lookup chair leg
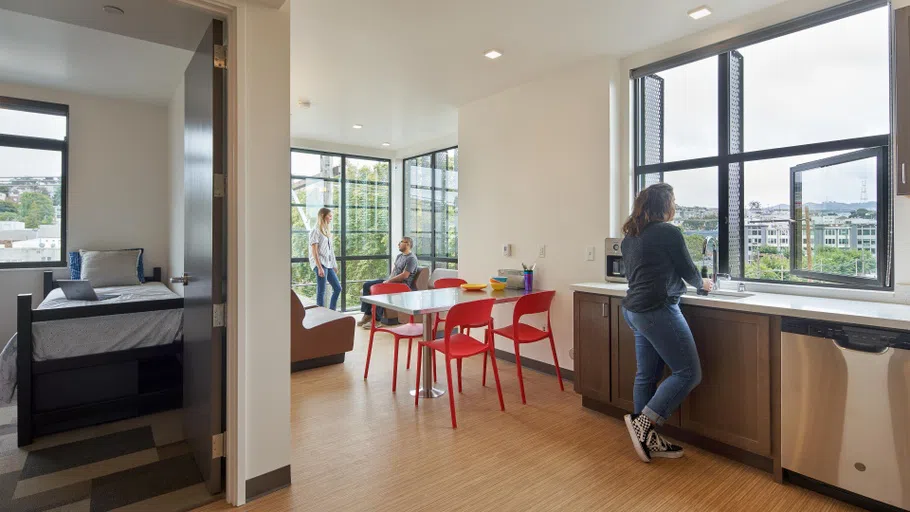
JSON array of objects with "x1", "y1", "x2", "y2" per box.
[
  {"x1": 406, "y1": 338, "x2": 413, "y2": 370},
  {"x1": 414, "y1": 346, "x2": 423, "y2": 407},
  {"x1": 445, "y1": 358, "x2": 457, "y2": 429},
  {"x1": 482, "y1": 351, "x2": 488, "y2": 387},
  {"x1": 392, "y1": 336, "x2": 400, "y2": 392},
  {"x1": 514, "y1": 341, "x2": 527, "y2": 404},
  {"x1": 489, "y1": 347, "x2": 505, "y2": 411},
  {"x1": 457, "y1": 358, "x2": 463, "y2": 393},
  {"x1": 364, "y1": 330, "x2": 375, "y2": 380},
  {"x1": 548, "y1": 333, "x2": 565, "y2": 392},
  {"x1": 433, "y1": 353, "x2": 437, "y2": 382}
]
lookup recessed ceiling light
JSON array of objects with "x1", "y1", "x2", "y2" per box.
[
  {"x1": 687, "y1": 5, "x2": 712, "y2": 19},
  {"x1": 484, "y1": 49, "x2": 503, "y2": 60},
  {"x1": 381, "y1": 142, "x2": 391, "y2": 147},
  {"x1": 353, "y1": 124, "x2": 363, "y2": 129},
  {"x1": 102, "y1": 5, "x2": 125, "y2": 15}
]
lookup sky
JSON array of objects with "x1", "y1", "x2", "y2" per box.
[
  {"x1": 656, "y1": 6, "x2": 890, "y2": 210},
  {"x1": 0, "y1": 108, "x2": 66, "y2": 178}
]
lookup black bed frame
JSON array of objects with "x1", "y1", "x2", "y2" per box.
[{"x1": 16, "y1": 267, "x2": 184, "y2": 446}]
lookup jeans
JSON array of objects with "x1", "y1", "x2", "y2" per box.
[
  {"x1": 360, "y1": 278, "x2": 386, "y2": 317},
  {"x1": 314, "y1": 267, "x2": 342, "y2": 311},
  {"x1": 622, "y1": 303, "x2": 702, "y2": 425}
]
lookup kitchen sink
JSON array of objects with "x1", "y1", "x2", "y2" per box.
[{"x1": 685, "y1": 289, "x2": 755, "y2": 300}]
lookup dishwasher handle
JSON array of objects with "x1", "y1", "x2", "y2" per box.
[{"x1": 830, "y1": 334, "x2": 890, "y2": 354}]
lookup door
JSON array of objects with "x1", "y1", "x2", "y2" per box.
[
  {"x1": 679, "y1": 306, "x2": 771, "y2": 456},
  {"x1": 182, "y1": 19, "x2": 226, "y2": 494},
  {"x1": 896, "y1": 6, "x2": 910, "y2": 195},
  {"x1": 573, "y1": 293, "x2": 610, "y2": 400}
]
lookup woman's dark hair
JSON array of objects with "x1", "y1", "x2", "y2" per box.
[{"x1": 622, "y1": 183, "x2": 676, "y2": 237}]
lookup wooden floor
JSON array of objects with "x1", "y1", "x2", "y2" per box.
[{"x1": 197, "y1": 324, "x2": 858, "y2": 512}]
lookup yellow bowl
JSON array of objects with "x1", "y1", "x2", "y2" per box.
[
  {"x1": 460, "y1": 283, "x2": 488, "y2": 291},
  {"x1": 490, "y1": 281, "x2": 506, "y2": 291}
]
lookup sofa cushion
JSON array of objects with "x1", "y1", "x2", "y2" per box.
[{"x1": 302, "y1": 306, "x2": 347, "y2": 330}]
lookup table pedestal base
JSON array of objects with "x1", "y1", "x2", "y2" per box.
[{"x1": 410, "y1": 387, "x2": 446, "y2": 398}]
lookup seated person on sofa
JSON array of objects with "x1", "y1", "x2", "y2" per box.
[{"x1": 357, "y1": 236, "x2": 418, "y2": 328}]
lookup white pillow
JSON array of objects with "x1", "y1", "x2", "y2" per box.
[{"x1": 79, "y1": 249, "x2": 142, "y2": 287}]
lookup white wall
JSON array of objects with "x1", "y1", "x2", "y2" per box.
[
  {"x1": 618, "y1": 0, "x2": 910, "y2": 304},
  {"x1": 168, "y1": 79, "x2": 186, "y2": 297},
  {"x1": 458, "y1": 56, "x2": 622, "y2": 369},
  {"x1": 238, "y1": 1, "x2": 292, "y2": 485},
  {"x1": 0, "y1": 82, "x2": 170, "y2": 343}
]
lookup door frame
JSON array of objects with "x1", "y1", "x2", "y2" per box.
[{"x1": 174, "y1": 0, "x2": 243, "y2": 505}]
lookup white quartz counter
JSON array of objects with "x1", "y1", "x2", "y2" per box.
[{"x1": 570, "y1": 282, "x2": 910, "y2": 331}]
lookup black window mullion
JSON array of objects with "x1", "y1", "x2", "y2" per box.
[
  {"x1": 718, "y1": 53, "x2": 731, "y2": 276},
  {"x1": 340, "y1": 155, "x2": 347, "y2": 311}
]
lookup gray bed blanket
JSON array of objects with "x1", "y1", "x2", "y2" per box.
[{"x1": 0, "y1": 282, "x2": 182, "y2": 403}]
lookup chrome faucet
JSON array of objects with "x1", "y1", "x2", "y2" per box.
[{"x1": 702, "y1": 236, "x2": 719, "y2": 284}]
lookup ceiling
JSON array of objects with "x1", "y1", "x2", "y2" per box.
[
  {"x1": 290, "y1": 0, "x2": 789, "y2": 151},
  {"x1": 0, "y1": 0, "x2": 213, "y2": 105}
]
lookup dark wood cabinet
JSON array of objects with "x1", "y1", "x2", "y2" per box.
[
  {"x1": 679, "y1": 306, "x2": 772, "y2": 456},
  {"x1": 609, "y1": 299, "x2": 636, "y2": 412},
  {"x1": 896, "y1": 6, "x2": 910, "y2": 195},
  {"x1": 573, "y1": 293, "x2": 611, "y2": 402}
]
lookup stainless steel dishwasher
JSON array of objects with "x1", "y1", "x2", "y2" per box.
[{"x1": 781, "y1": 317, "x2": 910, "y2": 510}]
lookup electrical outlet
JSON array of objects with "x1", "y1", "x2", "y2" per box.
[
  {"x1": 538, "y1": 245, "x2": 546, "y2": 259},
  {"x1": 586, "y1": 246, "x2": 595, "y2": 261}
]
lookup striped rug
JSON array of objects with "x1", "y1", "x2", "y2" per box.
[{"x1": 0, "y1": 405, "x2": 220, "y2": 511}]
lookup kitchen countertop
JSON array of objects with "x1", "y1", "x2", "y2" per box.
[{"x1": 570, "y1": 282, "x2": 910, "y2": 331}]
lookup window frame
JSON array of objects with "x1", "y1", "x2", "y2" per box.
[
  {"x1": 402, "y1": 146, "x2": 459, "y2": 270},
  {"x1": 0, "y1": 96, "x2": 69, "y2": 269},
  {"x1": 631, "y1": 0, "x2": 893, "y2": 290},
  {"x1": 290, "y1": 148, "x2": 392, "y2": 312}
]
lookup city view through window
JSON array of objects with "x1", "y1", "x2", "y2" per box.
[
  {"x1": 637, "y1": 6, "x2": 889, "y2": 287},
  {"x1": 0, "y1": 103, "x2": 67, "y2": 267}
]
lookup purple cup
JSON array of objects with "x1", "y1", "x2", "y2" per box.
[{"x1": 523, "y1": 271, "x2": 533, "y2": 292}]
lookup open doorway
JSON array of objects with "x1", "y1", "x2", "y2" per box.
[{"x1": 0, "y1": 0, "x2": 228, "y2": 509}]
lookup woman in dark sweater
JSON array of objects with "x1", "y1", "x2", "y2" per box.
[{"x1": 620, "y1": 183, "x2": 713, "y2": 462}]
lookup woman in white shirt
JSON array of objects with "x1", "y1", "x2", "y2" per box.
[{"x1": 309, "y1": 208, "x2": 341, "y2": 310}]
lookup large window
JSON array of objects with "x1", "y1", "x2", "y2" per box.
[
  {"x1": 633, "y1": 2, "x2": 891, "y2": 289},
  {"x1": 403, "y1": 147, "x2": 458, "y2": 270},
  {"x1": 290, "y1": 150, "x2": 391, "y2": 311},
  {"x1": 0, "y1": 97, "x2": 68, "y2": 268}
]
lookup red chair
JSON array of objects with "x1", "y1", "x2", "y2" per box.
[
  {"x1": 431, "y1": 278, "x2": 467, "y2": 340},
  {"x1": 486, "y1": 290, "x2": 563, "y2": 404},
  {"x1": 415, "y1": 298, "x2": 504, "y2": 429},
  {"x1": 363, "y1": 283, "x2": 423, "y2": 392}
]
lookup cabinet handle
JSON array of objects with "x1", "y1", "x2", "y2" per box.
[
  {"x1": 602, "y1": 303, "x2": 607, "y2": 317},
  {"x1": 903, "y1": 163, "x2": 907, "y2": 185}
]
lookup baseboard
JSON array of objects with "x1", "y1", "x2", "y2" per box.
[
  {"x1": 245, "y1": 464, "x2": 291, "y2": 502},
  {"x1": 494, "y1": 349, "x2": 574, "y2": 383},
  {"x1": 291, "y1": 353, "x2": 345, "y2": 372},
  {"x1": 581, "y1": 396, "x2": 773, "y2": 474}
]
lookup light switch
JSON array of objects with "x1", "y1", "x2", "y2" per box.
[
  {"x1": 502, "y1": 243, "x2": 512, "y2": 257},
  {"x1": 538, "y1": 245, "x2": 546, "y2": 259},
  {"x1": 586, "y1": 246, "x2": 595, "y2": 261}
]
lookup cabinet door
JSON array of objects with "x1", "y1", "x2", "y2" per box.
[
  {"x1": 573, "y1": 293, "x2": 610, "y2": 402},
  {"x1": 680, "y1": 306, "x2": 771, "y2": 456},
  {"x1": 609, "y1": 299, "x2": 636, "y2": 412},
  {"x1": 897, "y1": 6, "x2": 910, "y2": 195}
]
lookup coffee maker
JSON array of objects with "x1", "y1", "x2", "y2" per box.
[{"x1": 604, "y1": 237, "x2": 626, "y2": 282}]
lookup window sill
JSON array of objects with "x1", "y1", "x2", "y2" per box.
[
  {"x1": 726, "y1": 279, "x2": 903, "y2": 305},
  {"x1": 0, "y1": 266, "x2": 67, "y2": 273}
]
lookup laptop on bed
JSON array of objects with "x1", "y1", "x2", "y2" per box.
[{"x1": 57, "y1": 280, "x2": 120, "y2": 301}]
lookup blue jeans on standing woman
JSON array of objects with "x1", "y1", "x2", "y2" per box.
[
  {"x1": 314, "y1": 267, "x2": 342, "y2": 310},
  {"x1": 622, "y1": 302, "x2": 702, "y2": 426}
]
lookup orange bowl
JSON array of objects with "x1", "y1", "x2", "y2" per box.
[{"x1": 460, "y1": 283, "x2": 488, "y2": 291}]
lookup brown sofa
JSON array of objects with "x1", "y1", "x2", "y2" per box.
[{"x1": 291, "y1": 290, "x2": 356, "y2": 372}]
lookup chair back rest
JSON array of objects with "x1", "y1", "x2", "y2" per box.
[
  {"x1": 370, "y1": 282, "x2": 411, "y2": 296},
  {"x1": 513, "y1": 290, "x2": 556, "y2": 326},
  {"x1": 444, "y1": 299, "x2": 495, "y2": 347},
  {"x1": 434, "y1": 277, "x2": 467, "y2": 289}
]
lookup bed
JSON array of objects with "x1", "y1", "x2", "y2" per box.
[{"x1": 2, "y1": 267, "x2": 184, "y2": 446}]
